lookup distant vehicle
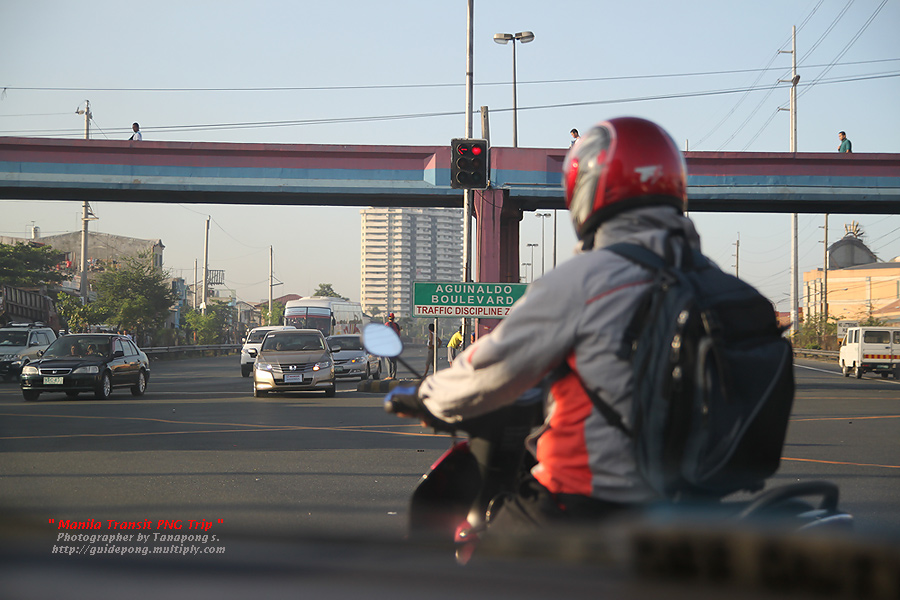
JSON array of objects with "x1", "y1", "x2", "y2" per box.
[
  {"x1": 250, "y1": 329, "x2": 335, "y2": 397},
  {"x1": 19, "y1": 333, "x2": 150, "y2": 401},
  {"x1": 0, "y1": 323, "x2": 58, "y2": 381},
  {"x1": 240, "y1": 325, "x2": 296, "y2": 377},
  {"x1": 839, "y1": 326, "x2": 900, "y2": 379},
  {"x1": 283, "y1": 298, "x2": 364, "y2": 337},
  {"x1": 0, "y1": 285, "x2": 60, "y2": 331},
  {"x1": 326, "y1": 334, "x2": 381, "y2": 380}
]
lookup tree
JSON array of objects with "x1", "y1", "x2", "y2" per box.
[
  {"x1": 93, "y1": 251, "x2": 176, "y2": 340},
  {"x1": 0, "y1": 242, "x2": 64, "y2": 287},
  {"x1": 260, "y1": 301, "x2": 284, "y2": 326},
  {"x1": 54, "y1": 292, "x2": 107, "y2": 333},
  {"x1": 182, "y1": 301, "x2": 234, "y2": 345},
  {"x1": 312, "y1": 283, "x2": 345, "y2": 299}
]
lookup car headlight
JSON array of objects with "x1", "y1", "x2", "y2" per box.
[
  {"x1": 256, "y1": 362, "x2": 274, "y2": 371},
  {"x1": 349, "y1": 357, "x2": 362, "y2": 364},
  {"x1": 73, "y1": 365, "x2": 99, "y2": 374},
  {"x1": 22, "y1": 365, "x2": 39, "y2": 375},
  {"x1": 312, "y1": 359, "x2": 332, "y2": 371}
]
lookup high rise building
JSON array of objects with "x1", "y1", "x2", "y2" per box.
[{"x1": 360, "y1": 207, "x2": 463, "y2": 318}]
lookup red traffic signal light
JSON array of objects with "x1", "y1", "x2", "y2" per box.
[{"x1": 450, "y1": 139, "x2": 489, "y2": 189}]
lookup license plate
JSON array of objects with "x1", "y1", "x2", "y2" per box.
[
  {"x1": 284, "y1": 373, "x2": 305, "y2": 383},
  {"x1": 336, "y1": 367, "x2": 345, "y2": 373},
  {"x1": 43, "y1": 376, "x2": 64, "y2": 385}
]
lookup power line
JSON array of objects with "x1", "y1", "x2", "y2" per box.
[
  {"x1": 2, "y1": 58, "x2": 897, "y2": 93},
  {"x1": 2, "y1": 71, "x2": 897, "y2": 138}
]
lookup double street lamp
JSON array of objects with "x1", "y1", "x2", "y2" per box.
[
  {"x1": 526, "y1": 243, "x2": 538, "y2": 282},
  {"x1": 493, "y1": 31, "x2": 534, "y2": 148},
  {"x1": 536, "y1": 212, "x2": 552, "y2": 277}
]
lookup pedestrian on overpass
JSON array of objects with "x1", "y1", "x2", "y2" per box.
[
  {"x1": 838, "y1": 131, "x2": 852, "y2": 153},
  {"x1": 130, "y1": 122, "x2": 142, "y2": 141}
]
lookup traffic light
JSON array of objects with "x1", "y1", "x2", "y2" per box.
[{"x1": 450, "y1": 138, "x2": 489, "y2": 189}]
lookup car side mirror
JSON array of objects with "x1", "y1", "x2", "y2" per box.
[
  {"x1": 329, "y1": 344, "x2": 341, "y2": 353},
  {"x1": 37, "y1": 350, "x2": 44, "y2": 357},
  {"x1": 248, "y1": 348, "x2": 258, "y2": 358},
  {"x1": 113, "y1": 350, "x2": 125, "y2": 359},
  {"x1": 241, "y1": 337, "x2": 246, "y2": 344}
]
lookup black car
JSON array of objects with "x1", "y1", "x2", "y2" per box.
[{"x1": 20, "y1": 334, "x2": 150, "y2": 401}]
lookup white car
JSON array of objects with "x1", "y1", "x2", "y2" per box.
[
  {"x1": 0, "y1": 324, "x2": 58, "y2": 381},
  {"x1": 240, "y1": 325, "x2": 295, "y2": 377}
]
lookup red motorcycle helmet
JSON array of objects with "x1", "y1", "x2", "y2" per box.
[{"x1": 562, "y1": 117, "x2": 687, "y2": 241}]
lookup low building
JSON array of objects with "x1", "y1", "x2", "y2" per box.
[{"x1": 803, "y1": 224, "x2": 900, "y2": 323}]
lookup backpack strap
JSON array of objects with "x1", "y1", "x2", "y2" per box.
[
  {"x1": 580, "y1": 378, "x2": 634, "y2": 439},
  {"x1": 557, "y1": 362, "x2": 633, "y2": 438},
  {"x1": 605, "y1": 242, "x2": 668, "y2": 271}
]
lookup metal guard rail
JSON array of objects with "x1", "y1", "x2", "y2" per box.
[
  {"x1": 793, "y1": 348, "x2": 838, "y2": 360},
  {"x1": 141, "y1": 344, "x2": 240, "y2": 356}
]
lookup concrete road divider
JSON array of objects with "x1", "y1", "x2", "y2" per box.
[{"x1": 356, "y1": 378, "x2": 421, "y2": 393}]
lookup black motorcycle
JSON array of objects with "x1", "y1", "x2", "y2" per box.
[{"x1": 361, "y1": 323, "x2": 854, "y2": 565}]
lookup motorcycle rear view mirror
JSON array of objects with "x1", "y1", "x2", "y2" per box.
[{"x1": 362, "y1": 323, "x2": 403, "y2": 358}]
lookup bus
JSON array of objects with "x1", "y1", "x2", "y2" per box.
[{"x1": 283, "y1": 298, "x2": 364, "y2": 337}]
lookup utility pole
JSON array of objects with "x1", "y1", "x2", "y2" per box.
[
  {"x1": 268, "y1": 246, "x2": 274, "y2": 325},
  {"x1": 733, "y1": 234, "x2": 740, "y2": 278},
  {"x1": 201, "y1": 217, "x2": 209, "y2": 315},
  {"x1": 823, "y1": 214, "x2": 829, "y2": 328},
  {"x1": 75, "y1": 100, "x2": 97, "y2": 303},
  {"x1": 193, "y1": 259, "x2": 198, "y2": 310},
  {"x1": 779, "y1": 26, "x2": 800, "y2": 339}
]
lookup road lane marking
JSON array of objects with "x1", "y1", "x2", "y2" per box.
[
  {"x1": 791, "y1": 414, "x2": 900, "y2": 422},
  {"x1": 0, "y1": 411, "x2": 441, "y2": 441},
  {"x1": 782, "y1": 457, "x2": 900, "y2": 470},
  {"x1": 796, "y1": 363, "x2": 900, "y2": 385}
]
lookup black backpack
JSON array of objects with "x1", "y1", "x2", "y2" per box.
[{"x1": 579, "y1": 240, "x2": 795, "y2": 501}]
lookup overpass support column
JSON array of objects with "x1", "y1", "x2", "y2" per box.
[{"x1": 472, "y1": 188, "x2": 523, "y2": 338}]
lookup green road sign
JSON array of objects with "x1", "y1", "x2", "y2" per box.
[{"x1": 413, "y1": 282, "x2": 528, "y2": 319}]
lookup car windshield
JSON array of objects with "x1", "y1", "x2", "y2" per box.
[
  {"x1": 0, "y1": 331, "x2": 28, "y2": 346},
  {"x1": 262, "y1": 334, "x2": 324, "y2": 352},
  {"x1": 43, "y1": 336, "x2": 110, "y2": 358},
  {"x1": 327, "y1": 336, "x2": 362, "y2": 351},
  {"x1": 246, "y1": 330, "x2": 272, "y2": 343}
]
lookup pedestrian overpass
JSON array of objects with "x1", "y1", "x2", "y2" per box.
[{"x1": 2, "y1": 136, "x2": 898, "y2": 286}]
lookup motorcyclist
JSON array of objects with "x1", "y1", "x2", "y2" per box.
[{"x1": 389, "y1": 116, "x2": 703, "y2": 532}]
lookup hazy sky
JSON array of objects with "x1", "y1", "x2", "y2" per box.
[{"x1": 2, "y1": 0, "x2": 898, "y2": 310}]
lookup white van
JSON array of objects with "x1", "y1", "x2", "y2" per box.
[
  {"x1": 240, "y1": 325, "x2": 295, "y2": 377},
  {"x1": 839, "y1": 327, "x2": 900, "y2": 379}
]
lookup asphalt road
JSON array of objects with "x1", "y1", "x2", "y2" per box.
[{"x1": 0, "y1": 351, "x2": 898, "y2": 542}]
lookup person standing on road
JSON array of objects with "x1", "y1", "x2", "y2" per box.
[
  {"x1": 130, "y1": 122, "x2": 142, "y2": 141},
  {"x1": 838, "y1": 131, "x2": 852, "y2": 153},
  {"x1": 423, "y1": 323, "x2": 439, "y2": 377},
  {"x1": 387, "y1": 116, "x2": 705, "y2": 533},
  {"x1": 385, "y1": 313, "x2": 401, "y2": 378},
  {"x1": 447, "y1": 326, "x2": 463, "y2": 363}
]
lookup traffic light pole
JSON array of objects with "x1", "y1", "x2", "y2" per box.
[{"x1": 463, "y1": 0, "x2": 474, "y2": 347}]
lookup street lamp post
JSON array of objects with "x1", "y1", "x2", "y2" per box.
[
  {"x1": 520, "y1": 263, "x2": 531, "y2": 283},
  {"x1": 526, "y1": 243, "x2": 538, "y2": 282},
  {"x1": 493, "y1": 31, "x2": 534, "y2": 148},
  {"x1": 536, "y1": 213, "x2": 551, "y2": 276}
]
